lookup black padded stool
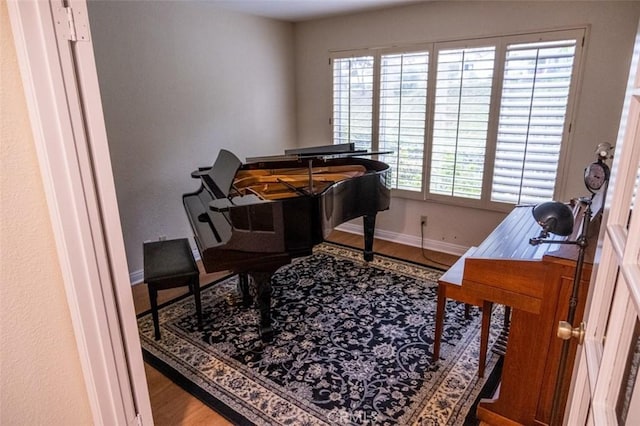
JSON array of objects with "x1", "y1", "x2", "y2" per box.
[{"x1": 143, "y1": 238, "x2": 202, "y2": 340}]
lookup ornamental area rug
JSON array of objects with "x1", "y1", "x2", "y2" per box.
[{"x1": 138, "y1": 243, "x2": 504, "y2": 425}]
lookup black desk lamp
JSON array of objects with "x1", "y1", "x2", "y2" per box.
[{"x1": 530, "y1": 201, "x2": 575, "y2": 240}]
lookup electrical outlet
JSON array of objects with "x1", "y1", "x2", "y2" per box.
[
  {"x1": 420, "y1": 215, "x2": 427, "y2": 227},
  {"x1": 159, "y1": 235, "x2": 167, "y2": 241}
]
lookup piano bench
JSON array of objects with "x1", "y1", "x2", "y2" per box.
[
  {"x1": 433, "y1": 247, "x2": 493, "y2": 378},
  {"x1": 144, "y1": 238, "x2": 202, "y2": 340}
]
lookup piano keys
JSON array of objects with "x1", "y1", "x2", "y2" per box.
[
  {"x1": 433, "y1": 199, "x2": 601, "y2": 426},
  {"x1": 182, "y1": 147, "x2": 391, "y2": 341}
]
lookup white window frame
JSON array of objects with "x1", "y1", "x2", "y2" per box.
[
  {"x1": 377, "y1": 44, "x2": 433, "y2": 192},
  {"x1": 427, "y1": 37, "x2": 501, "y2": 207},
  {"x1": 330, "y1": 49, "x2": 377, "y2": 151},
  {"x1": 330, "y1": 28, "x2": 586, "y2": 212}
]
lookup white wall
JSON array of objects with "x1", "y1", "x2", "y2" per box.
[
  {"x1": 295, "y1": 1, "x2": 640, "y2": 249},
  {"x1": 0, "y1": 2, "x2": 93, "y2": 423},
  {"x1": 88, "y1": 1, "x2": 297, "y2": 272}
]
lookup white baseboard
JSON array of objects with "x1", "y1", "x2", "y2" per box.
[
  {"x1": 335, "y1": 223, "x2": 468, "y2": 257},
  {"x1": 129, "y1": 230, "x2": 467, "y2": 285},
  {"x1": 130, "y1": 270, "x2": 144, "y2": 286}
]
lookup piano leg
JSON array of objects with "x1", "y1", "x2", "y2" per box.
[
  {"x1": 251, "y1": 271, "x2": 274, "y2": 342},
  {"x1": 363, "y1": 214, "x2": 376, "y2": 262},
  {"x1": 238, "y1": 272, "x2": 252, "y2": 308}
]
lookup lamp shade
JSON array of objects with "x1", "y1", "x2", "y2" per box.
[{"x1": 532, "y1": 202, "x2": 574, "y2": 236}]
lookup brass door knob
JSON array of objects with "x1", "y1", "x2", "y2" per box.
[{"x1": 557, "y1": 321, "x2": 585, "y2": 344}]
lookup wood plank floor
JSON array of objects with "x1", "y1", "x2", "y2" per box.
[{"x1": 132, "y1": 230, "x2": 459, "y2": 425}]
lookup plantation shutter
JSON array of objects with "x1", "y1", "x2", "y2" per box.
[
  {"x1": 491, "y1": 39, "x2": 578, "y2": 204},
  {"x1": 332, "y1": 56, "x2": 375, "y2": 151},
  {"x1": 430, "y1": 46, "x2": 496, "y2": 199},
  {"x1": 378, "y1": 51, "x2": 429, "y2": 191}
]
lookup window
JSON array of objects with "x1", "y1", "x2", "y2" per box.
[
  {"x1": 332, "y1": 56, "x2": 374, "y2": 152},
  {"x1": 331, "y1": 29, "x2": 584, "y2": 208},
  {"x1": 492, "y1": 39, "x2": 578, "y2": 204},
  {"x1": 430, "y1": 46, "x2": 495, "y2": 199},
  {"x1": 379, "y1": 52, "x2": 429, "y2": 191}
]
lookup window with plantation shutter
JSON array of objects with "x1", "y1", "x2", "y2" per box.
[
  {"x1": 330, "y1": 29, "x2": 584, "y2": 210},
  {"x1": 491, "y1": 39, "x2": 578, "y2": 204},
  {"x1": 430, "y1": 46, "x2": 495, "y2": 199},
  {"x1": 332, "y1": 56, "x2": 374, "y2": 152},
  {"x1": 378, "y1": 52, "x2": 429, "y2": 191}
]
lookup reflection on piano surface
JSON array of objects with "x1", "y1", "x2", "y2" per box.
[
  {"x1": 182, "y1": 146, "x2": 391, "y2": 341},
  {"x1": 434, "y1": 198, "x2": 601, "y2": 426}
]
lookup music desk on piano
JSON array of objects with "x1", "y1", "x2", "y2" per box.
[{"x1": 433, "y1": 202, "x2": 599, "y2": 426}]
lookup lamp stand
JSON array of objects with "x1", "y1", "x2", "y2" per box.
[{"x1": 549, "y1": 197, "x2": 593, "y2": 426}]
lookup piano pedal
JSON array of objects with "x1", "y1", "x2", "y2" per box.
[{"x1": 492, "y1": 322, "x2": 511, "y2": 357}]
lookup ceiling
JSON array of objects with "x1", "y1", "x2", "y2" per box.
[{"x1": 213, "y1": 0, "x2": 426, "y2": 22}]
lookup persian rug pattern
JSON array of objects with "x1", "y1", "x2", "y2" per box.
[{"x1": 138, "y1": 243, "x2": 502, "y2": 425}]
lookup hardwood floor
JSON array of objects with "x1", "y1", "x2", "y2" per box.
[
  {"x1": 133, "y1": 267, "x2": 233, "y2": 425},
  {"x1": 131, "y1": 230, "x2": 459, "y2": 425}
]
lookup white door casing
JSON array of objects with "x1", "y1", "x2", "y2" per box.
[{"x1": 7, "y1": 0, "x2": 153, "y2": 424}]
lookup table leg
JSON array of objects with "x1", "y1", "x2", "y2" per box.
[{"x1": 479, "y1": 300, "x2": 493, "y2": 378}]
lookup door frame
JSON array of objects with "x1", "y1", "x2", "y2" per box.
[
  {"x1": 565, "y1": 18, "x2": 640, "y2": 425},
  {"x1": 7, "y1": 1, "x2": 152, "y2": 424}
]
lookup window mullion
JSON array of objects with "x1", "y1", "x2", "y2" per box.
[
  {"x1": 423, "y1": 45, "x2": 438, "y2": 200},
  {"x1": 396, "y1": 56, "x2": 404, "y2": 175},
  {"x1": 452, "y1": 50, "x2": 466, "y2": 195},
  {"x1": 372, "y1": 54, "x2": 381, "y2": 153},
  {"x1": 517, "y1": 49, "x2": 541, "y2": 202},
  {"x1": 348, "y1": 59, "x2": 352, "y2": 142},
  {"x1": 482, "y1": 40, "x2": 507, "y2": 208}
]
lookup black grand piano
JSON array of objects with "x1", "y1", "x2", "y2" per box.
[{"x1": 182, "y1": 144, "x2": 391, "y2": 341}]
